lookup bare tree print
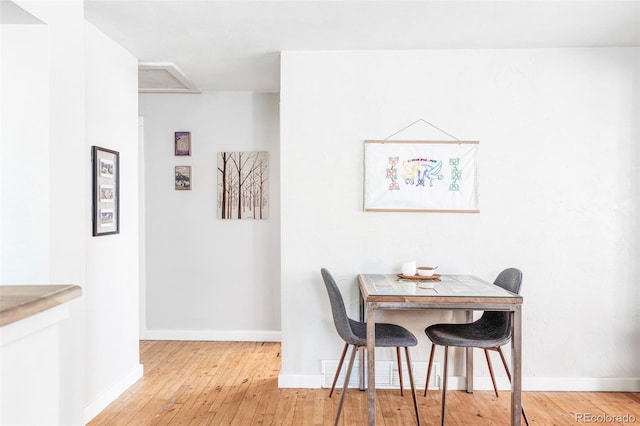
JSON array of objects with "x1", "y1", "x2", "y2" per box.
[{"x1": 217, "y1": 151, "x2": 269, "y2": 219}]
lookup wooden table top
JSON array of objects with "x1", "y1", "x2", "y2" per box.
[{"x1": 358, "y1": 274, "x2": 523, "y2": 305}]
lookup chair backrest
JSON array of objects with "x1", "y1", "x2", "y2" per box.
[
  {"x1": 320, "y1": 268, "x2": 358, "y2": 345},
  {"x1": 494, "y1": 268, "x2": 523, "y2": 294},
  {"x1": 479, "y1": 268, "x2": 523, "y2": 340}
]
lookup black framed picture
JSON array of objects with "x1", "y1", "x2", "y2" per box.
[{"x1": 92, "y1": 146, "x2": 120, "y2": 236}]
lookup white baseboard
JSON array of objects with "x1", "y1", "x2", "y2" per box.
[
  {"x1": 277, "y1": 374, "x2": 640, "y2": 392},
  {"x1": 278, "y1": 374, "x2": 458, "y2": 390},
  {"x1": 143, "y1": 329, "x2": 281, "y2": 342},
  {"x1": 522, "y1": 377, "x2": 640, "y2": 392},
  {"x1": 279, "y1": 374, "x2": 322, "y2": 388},
  {"x1": 83, "y1": 364, "x2": 144, "y2": 424}
]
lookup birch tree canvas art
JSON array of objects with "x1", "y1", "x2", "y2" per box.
[{"x1": 217, "y1": 151, "x2": 269, "y2": 219}]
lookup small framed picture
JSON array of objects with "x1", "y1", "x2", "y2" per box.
[
  {"x1": 175, "y1": 166, "x2": 192, "y2": 190},
  {"x1": 100, "y1": 184, "x2": 115, "y2": 203},
  {"x1": 175, "y1": 131, "x2": 191, "y2": 156},
  {"x1": 92, "y1": 146, "x2": 119, "y2": 236}
]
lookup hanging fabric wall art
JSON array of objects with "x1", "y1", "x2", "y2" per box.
[{"x1": 364, "y1": 140, "x2": 479, "y2": 213}]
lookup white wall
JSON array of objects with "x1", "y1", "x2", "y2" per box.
[
  {"x1": 1, "y1": 21, "x2": 49, "y2": 284},
  {"x1": 139, "y1": 92, "x2": 281, "y2": 341},
  {"x1": 1, "y1": 2, "x2": 142, "y2": 423},
  {"x1": 1, "y1": 300, "x2": 80, "y2": 425},
  {"x1": 84, "y1": 21, "x2": 142, "y2": 421},
  {"x1": 2, "y1": 3, "x2": 88, "y2": 423},
  {"x1": 280, "y1": 48, "x2": 640, "y2": 390}
]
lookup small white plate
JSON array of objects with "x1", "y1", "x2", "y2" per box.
[{"x1": 418, "y1": 282, "x2": 436, "y2": 289}]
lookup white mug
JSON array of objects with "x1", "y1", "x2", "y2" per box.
[{"x1": 401, "y1": 260, "x2": 416, "y2": 276}]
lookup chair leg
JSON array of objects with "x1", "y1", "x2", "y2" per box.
[
  {"x1": 496, "y1": 347, "x2": 511, "y2": 381},
  {"x1": 441, "y1": 346, "x2": 449, "y2": 426},
  {"x1": 495, "y1": 347, "x2": 530, "y2": 426},
  {"x1": 396, "y1": 347, "x2": 404, "y2": 396},
  {"x1": 521, "y1": 405, "x2": 531, "y2": 426},
  {"x1": 404, "y1": 347, "x2": 422, "y2": 426},
  {"x1": 424, "y1": 343, "x2": 436, "y2": 397},
  {"x1": 329, "y1": 343, "x2": 350, "y2": 398},
  {"x1": 484, "y1": 348, "x2": 499, "y2": 398},
  {"x1": 335, "y1": 345, "x2": 358, "y2": 426}
]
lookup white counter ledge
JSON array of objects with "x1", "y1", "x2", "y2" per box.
[
  {"x1": 0, "y1": 284, "x2": 82, "y2": 327},
  {"x1": 1, "y1": 285, "x2": 83, "y2": 425}
]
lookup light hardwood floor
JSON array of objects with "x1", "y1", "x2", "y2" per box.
[{"x1": 89, "y1": 341, "x2": 640, "y2": 425}]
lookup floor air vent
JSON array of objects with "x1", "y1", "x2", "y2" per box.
[{"x1": 321, "y1": 359, "x2": 440, "y2": 390}]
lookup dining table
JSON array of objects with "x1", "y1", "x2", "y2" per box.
[{"x1": 358, "y1": 273, "x2": 524, "y2": 425}]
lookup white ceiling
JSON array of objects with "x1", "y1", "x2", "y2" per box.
[
  {"x1": 1, "y1": 0, "x2": 44, "y2": 24},
  {"x1": 83, "y1": 0, "x2": 640, "y2": 93}
]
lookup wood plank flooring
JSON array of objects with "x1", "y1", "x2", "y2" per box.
[{"x1": 89, "y1": 341, "x2": 640, "y2": 425}]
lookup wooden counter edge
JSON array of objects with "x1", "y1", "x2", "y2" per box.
[{"x1": 0, "y1": 285, "x2": 82, "y2": 327}]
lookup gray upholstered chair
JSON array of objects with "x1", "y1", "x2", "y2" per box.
[
  {"x1": 423, "y1": 268, "x2": 529, "y2": 426},
  {"x1": 320, "y1": 268, "x2": 421, "y2": 426}
]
